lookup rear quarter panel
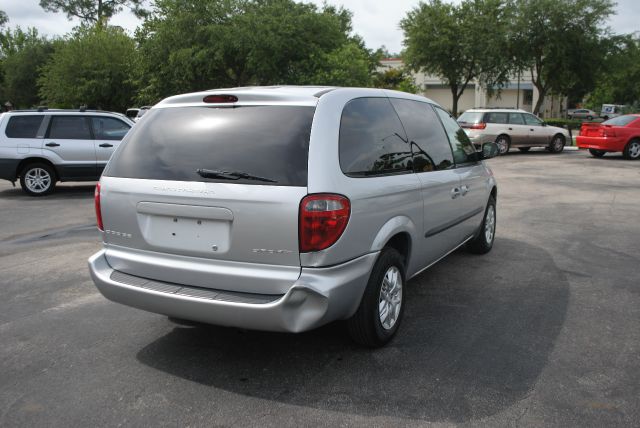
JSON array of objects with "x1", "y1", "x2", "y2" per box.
[{"x1": 303, "y1": 89, "x2": 423, "y2": 274}]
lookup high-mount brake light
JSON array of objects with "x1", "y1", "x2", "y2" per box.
[
  {"x1": 95, "y1": 182, "x2": 103, "y2": 231},
  {"x1": 299, "y1": 194, "x2": 350, "y2": 253},
  {"x1": 203, "y1": 94, "x2": 238, "y2": 103}
]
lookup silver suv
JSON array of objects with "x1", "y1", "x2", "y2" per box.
[
  {"x1": 0, "y1": 109, "x2": 133, "y2": 195},
  {"x1": 458, "y1": 108, "x2": 570, "y2": 155},
  {"x1": 88, "y1": 87, "x2": 499, "y2": 347}
]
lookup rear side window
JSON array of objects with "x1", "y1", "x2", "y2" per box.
[
  {"x1": 390, "y1": 99, "x2": 454, "y2": 172},
  {"x1": 339, "y1": 97, "x2": 411, "y2": 176},
  {"x1": 434, "y1": 107, "x2": 478, "y2": 165},
  {"x1": 48, "y1": 116, "x2": 91, "y2": 140},
  {"x1": 92, "y1": 117, "x2": 130, "y2": 140},
  {"x1": 486, "y1": 112, "x2": 508, "y2": 124},
  {"x1": 457, "y1": 111, "x2": 484, "y2": 125},
  {"x1": 105, "y1": 106, "x2": 315, "y2": 186},
  {"x1": 5, "y1": 115, "x2": 44, "y2": 138}
]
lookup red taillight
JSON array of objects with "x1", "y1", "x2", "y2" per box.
[
  {"x1": 470, "y1": 122, "x2": 487, "y2": 130},
  {"x1": 299, "y1": 194, "x2": 350, "y2": 253},
  {"x1": 203, "y1": 94, "x2": 238, "y2": 103},
  {"x1": 95, "y1": 182, "x2": 103, "y2": 231},
  {"x1": 601, "y1": 127, "x2": 616, "y2": 137}
]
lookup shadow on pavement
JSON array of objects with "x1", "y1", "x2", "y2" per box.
[
  {"x1": 0, "y1": 183, "x2": 96, "y2": 199},
  {"x1": 136, "y1": 238, "x2": 569, "y2": 423}
]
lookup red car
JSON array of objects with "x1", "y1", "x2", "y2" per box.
[{"x1": 577, "y1": 114, "x2": 640, "y2": 159}]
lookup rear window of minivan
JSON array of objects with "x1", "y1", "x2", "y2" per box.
[{"x1": 105, "y1": 106, "x2": 315, "y2": 186}]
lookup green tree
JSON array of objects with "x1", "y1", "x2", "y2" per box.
[
  {"x1": 373, "y1": 68, "x2": 420, "y2": 94},
  {"x1": 511, "y1": 0, "x2": 614, "y2": 115},
  {"x1": 0, "y1": 10, "x2": 7, "y2": 27},
  {"x1": 401, "y1": 0, "x2": 513, "y2": 116},
  {"x1": 0, "y1": 28, "x2": 54, "y2": 108},
  {"x1": 134, "y1": 0, "x2": 377, "y2": 104},
  {"x1": 39, "y1": 0, "x2": 146, "y2": 25},
  {"x1": 587, "y1": 35, "x2": 640, "y2": 108},
  {"x1": 38, "y1": 26, "x2": 137, "y2": 111}
]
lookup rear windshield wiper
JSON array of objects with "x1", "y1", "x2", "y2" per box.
[{"x1": 196, "y1": 168, "x2": 278, "y2": 183}]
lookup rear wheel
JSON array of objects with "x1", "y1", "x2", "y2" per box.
[
  {"x1": 518, "y1": 147, "x2": 531, "y2": 152},
  {"x1": 623, "y1": 139, "x2": 640, "y2": 160},
  {"x1": 589, "y1": 149, "x2": 606, "y2": 158},
  {"x1": 587, "y1": 115, "x2": 593, "y2": 120},
  {"x1": 495, "y1": 135, "x2": 511, "y2": 155},
  {"x1": 19, "y1": 163, "x2": 56, "y2": 196},
  {"x1": 548, "y1": 134, "x2": 565, "y2": 153},
  {"x1": 466, "y1": 196, "x2": 496, "y2": 254},
  {"x1": 347, "y1": 248, "x2": 405, "y2": 347}
]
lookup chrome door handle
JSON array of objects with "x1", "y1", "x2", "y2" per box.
[
  {"x1": 460, "y1": 185, "x2": 469, "y2": 196},
  {"x1": 451, "y1": 188, "x2": 461, "y2": 199}
]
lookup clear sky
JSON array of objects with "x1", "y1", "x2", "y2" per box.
[{"x1": 3, "y1": 0, "x2": 638, "y2": 54}]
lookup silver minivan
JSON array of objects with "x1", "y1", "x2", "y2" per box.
[{"x1": 89, "y1": 87, "x2": 499, "y2": 346}]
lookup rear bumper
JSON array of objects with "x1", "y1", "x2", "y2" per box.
[
  {"x1": 88, "y1": 249, "x2": 377, "y2": 333},
  {"x1": 576, "y1": 136, "x2": 626, "y2": 152}
]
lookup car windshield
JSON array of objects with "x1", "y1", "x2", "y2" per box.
[
  {"x1": 457, "y1": 111, "x2": 484, "y2": 124},
  {"x1": 602, "y1": 115, "x2": 637, "y2": 126}
]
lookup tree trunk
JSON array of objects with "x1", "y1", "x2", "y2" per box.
[
  {"x1": 533, "y1": 87, "x2": 545, "y2": 116},
  {"x1": 450, "y1": 85, "x2": 460, "y2": 117}
]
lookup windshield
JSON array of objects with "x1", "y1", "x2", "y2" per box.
[
  {"x1": 602, "y1": 115, "x2": 637, "y2": 126},
  {"x1": 457, "y1": 111, "x2": 484, "y2": 124},
  {"x1": 105, "y1": 105, "x2": 315, "y2": 186}
]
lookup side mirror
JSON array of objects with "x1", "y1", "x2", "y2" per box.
[
  {"x1": 480, "y1": 142, "x2": 499, "y2": 160},
  {"x1": 541, "y1": 122, "x2": 548, "y2": 127}
]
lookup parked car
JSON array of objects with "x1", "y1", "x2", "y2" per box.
[
  {"x1": 600, "y1": 104, "x2": 626, "y2": 120},
  {"x1": 576, "y1": 114, "x2": 640, "y2": 159},
  {"x1": 457, "y1": 108, "x2": 570, "y2": 155},
  {"x1": 0, "y1": 109, "x2": 134, "y2": 195},
  {"x1": 88, "y1": 86, "x2": 499, "y2": 347},
  {"x1": 567, "y1": 109, "x2": 597, "y2": 120},
  {"x1": 125, "y1": 108, "x2": 140, "y2": 121},
  {"x1": 134, "y1": 106, "x2": 151, "y2": 121}
]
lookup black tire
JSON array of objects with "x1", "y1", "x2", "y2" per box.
[
  {"x1": 548, "y1": 134, "x2": 565, "y2": 153},
  {"x1": 495, "y1": 135, "x2": 511, "y2": 155},
  {"x1": 589, "y1": 149, "x2": 606, "y2": 158},
  {"x1": 466, "y1": 196, "x2": 496, "y2": 255},
  {"x1": 19, "y1": 162, "x2": 57, "y2": 196},
  {"x1": 587, "y1": 116, "x2": 593, "y2": 120},
  {"x1": 347, "y1": 248, "x2": 406, "y2": 347},
  {"x1": 518, "y1": 147, "x2": 531, "y2": 152},
  {"x1": 623, "y1": 139, "x2": 640, "y2": 160}
]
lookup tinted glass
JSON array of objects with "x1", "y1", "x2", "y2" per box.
[
  {"x1": 603, "y1": 115, "x2": 637, "y2": 126},
  {"x1": 5, "y1": 115, "x2": 44, "y2": 138},
  {"x1": 105, "y1": 106, "x2": 314, "y2": 186},
  {"x1": 92, "y1": 117, "x2": 131, "y2": 140},
  {"x1": 486, "y1": 112, "x2": 508, "y2": 124},
  {"x1": 339, "y1": 98, "x2": 411, "y2": 176},
  {"x1": 508, "y1": 113, "x2": 525, "y2": 125},
  {"x1": 48, "y1": 116, "x2": 91, "y2": 140},
  {"x1": 434, "y1": 107, "x2": 478, "y2": 165},
  {"x1": 390, "y1": 99, "x2": 454, "y2": 172},
  {"x1": 523, "y1": 114, "x2": 542, "y2": 126},
  {"x1": 457, "y1": 111, "x2": 484, "y2": 124}
]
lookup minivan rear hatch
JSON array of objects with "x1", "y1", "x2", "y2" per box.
[{"x1": 100, "y1": 103, "x2": 315, "y2": 294}]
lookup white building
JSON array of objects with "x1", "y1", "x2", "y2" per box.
[{"x1": 380, "y1": 58, "x2": 566, "y2": 118}]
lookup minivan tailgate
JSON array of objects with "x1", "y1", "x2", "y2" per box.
[{"x1": 100, "y1": 176, "x2": 306, "y2": 293}]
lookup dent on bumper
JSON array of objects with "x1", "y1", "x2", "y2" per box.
[{"x1": 88, "y1": 249, "x2": 377, "y2": 333}]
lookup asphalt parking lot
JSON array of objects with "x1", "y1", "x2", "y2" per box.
[{"x1": 1, "y1": 149, "x2": 639, "y2": 427}]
